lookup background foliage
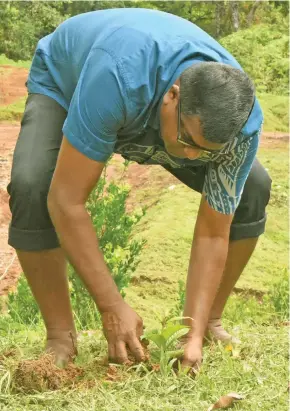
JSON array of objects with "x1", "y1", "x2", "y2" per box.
[{"x1": 0, "y1": 1, "x2": 288, "y2": 96}]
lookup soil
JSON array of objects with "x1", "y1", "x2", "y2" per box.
[
  {"x1": 0, "y1": 66, "x2": 28, "y2": 106},
  {"x1": 0, "y1": 123, "x2": 22, "y2": 297},
  {"x1": 13, "y1": 354, "x2": 84, "y2": 392},
  {"x1": 9, "y1": 339, "x2": 151, "y2": 393},
  {"x1": 0, "y1": 65, "x2": 288, "y2": 298}
]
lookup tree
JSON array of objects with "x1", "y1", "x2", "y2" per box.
[
  {"x1": 247, "y1": 0, "x2": 262, "y2": 26},
  {"x1": 230, "y1": 1, "x2": 240, "y2": 31}
]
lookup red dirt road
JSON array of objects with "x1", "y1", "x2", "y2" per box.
[
  {"x1": 0, "y1": 66, "x2": 28, "y2": 106},
  {"x1": 0, "y1": 123, "x2": 21, "y2": 295}
]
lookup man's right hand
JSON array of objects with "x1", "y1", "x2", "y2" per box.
[{"x1": 101, "y1": 301, "x2": 145, "y2": 364}]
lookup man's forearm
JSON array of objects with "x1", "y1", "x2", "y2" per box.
[
  {"x1": 183, "y1": 235, "x2": 228, "y2": 338},
  {"x1": 48, "y1": 199, "x2": 123, "y2": 313}
]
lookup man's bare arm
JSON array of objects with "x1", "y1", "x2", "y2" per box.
[
  {"x1": 47, "y1": 136, "x2": 144, "y2": 363},
  {"x1": 181, "y1": 194, "x2": 233, "y2": 368},
  {"x1": 47, "y1": 136, "x2": 122, "y2": 310}
]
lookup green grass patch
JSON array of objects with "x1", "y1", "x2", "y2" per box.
[
  {"x1": 0, "y1": 96, "x2": 27, "y2": 122},
  {"x1": 127, "y1": 143, "x2": 288, "y2": 327},
  {"x1": 0, "y1": 54, "x2": 31, "y2": 69},
  {"x1": 258, "y1": 94, "x2": 289, "y2": 132},
  {"x1": 0, "y1": 305, "x2": 287, "y2": 411}
]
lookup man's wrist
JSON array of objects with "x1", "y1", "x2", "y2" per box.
[{"x1": 96, "y1": 290, "x2": 124, "y2": 314}]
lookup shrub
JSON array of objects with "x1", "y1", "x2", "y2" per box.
[
  {"x1": 8, "y1": 166, "x2": 145, "y2": 329},
  {"x1": 70, "y1": 173, "x2": 146, "y2": 329},
  {"x1": 220, "y1": 24, "x2": 289, "y2": 95}
]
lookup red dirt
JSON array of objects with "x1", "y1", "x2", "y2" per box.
[
  {"x1": 0, "y1": 124, "x2": 21, "y2": 296},
  {"x1": 0, "y1": 65, "x2": 288, "y2": 298},
  {"x1": 0, "y1": 65, "x2": 28, "y2": 106},
  {"x1": 13, "y1": 354, "x2": 84, "y2": 392}
]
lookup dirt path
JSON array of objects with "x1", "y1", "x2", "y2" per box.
[
  {"x1": 0, "y1": 66, "x2": 28, "y2": 106},
  {"x1": 0, "y1": 123, "x2": 21, "y2": 295}
]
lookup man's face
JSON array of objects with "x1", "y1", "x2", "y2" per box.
[{"x1": 160, "y1": 83, "x2": 225, "y2": 160}]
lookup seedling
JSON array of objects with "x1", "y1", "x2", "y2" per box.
[{"x1": 142, "y1": 317, "x2": 190, "y2": 376}]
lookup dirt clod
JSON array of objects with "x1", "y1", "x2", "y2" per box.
[
  {"x1": 13, "y1": 354, "x2": 83, "y2": 392},
  {"x1": 0, "y1": 348, "x2": 18, "y2": 363}
]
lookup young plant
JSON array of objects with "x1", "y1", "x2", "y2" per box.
[{"x1": 142, "y1": 317, "x2": 190, "y2": 376}]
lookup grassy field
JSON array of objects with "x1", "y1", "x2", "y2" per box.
[{"x1": 0, "y1": 140, "x2": 288, "y2": 410}]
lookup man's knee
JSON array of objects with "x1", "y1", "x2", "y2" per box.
[
  {"x1": 230, "y1": 159, "x2": 272, "y2": 240},
  {"x1": 8, "y1": 164, "x2": 53, "y2": 230},
  {"x1": 244, "y1": 159, "x2": 272, "y2": 209}
]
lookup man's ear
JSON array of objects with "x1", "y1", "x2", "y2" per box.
[{"x1": 163, "y1": 84, "x2": 180, "y2": 105}]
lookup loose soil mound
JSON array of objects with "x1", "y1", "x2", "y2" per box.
[{"x1": 13, "y1": 354, "x2": 84, "y2": 392}]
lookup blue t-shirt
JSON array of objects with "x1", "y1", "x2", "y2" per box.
[{"x1": 27, "y1": 8, "x2": 263, "y2": 215}]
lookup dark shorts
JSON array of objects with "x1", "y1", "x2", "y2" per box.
[{"x1": 7, "y1": 94, "x2": 272, "y2": 251}]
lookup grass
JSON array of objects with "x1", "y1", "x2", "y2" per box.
[
  {"x1": 0, "y1": 298, "x2": 288, "y2": 410},
  {"x1": 0, "y1": 54, "x2": 31, "y2": 69},
  {"x1": 126, "y1": 141, "x2": 289, "y2": 328},
  {"x1": 258, "y1": 94, "x2": 289, "y2": 132},
  {"x1": 0, "y1": 139, "x2": 288, "y2": 410},
  {"x1": 0, "y1": 97, "x2": 27, "y2": 122}
]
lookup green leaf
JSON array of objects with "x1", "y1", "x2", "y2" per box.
[
  {"x1": 166, "y1": 349, "x2": 184, "y2": 359},
  {"x1": 145, "y1": 333, "x2": 166, "y2": 349},
  {"x1": 161, "y1": 324, "x2": 189, "y2": 348},
  {"x1": 166, "y1": 328, "x2": 190, "y2": 349}
]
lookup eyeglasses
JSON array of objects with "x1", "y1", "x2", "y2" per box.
[{"x1": 176, "y1": 99, "x2": 228, "y2": 157}]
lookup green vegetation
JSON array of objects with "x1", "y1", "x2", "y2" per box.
[
  {"x1": 8, "y1": 171, "x2": 145, "y2": 330},
  {"x1": 0, "y1": 140, "x2": 288, "y2": 411},
  {"x1": 0, "y1": 54, "x2": 30, "y2": 69},
  {"x1": 0, "y1": 97, "x2": 27, "y2": 122},
  {"x1": 258, "y1": 94, "x2": 289, "y2": 132},
  {"x1": 0, "y1": 1, "x2": 288, "y2": 60},
  {"x1": 221, "y1": 24, "x2": 289, "y2": 95},
  {"x1": 127, "y1": 143, "x2": 288, "y2": 328}
]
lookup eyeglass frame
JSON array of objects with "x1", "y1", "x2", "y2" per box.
[{"x1": 176, "y1": 98, "x2": 229, "y2": 157}]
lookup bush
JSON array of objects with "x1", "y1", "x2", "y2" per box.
[
  {"x1": 220, "y1": 24, "x2": 289, "y2": 95},
  {"x1": 69, "y1": 172, "x2": 146, "y2": 329},
  {"x1": 8, "y1": 166, "x2": 145, "y2": 329}
]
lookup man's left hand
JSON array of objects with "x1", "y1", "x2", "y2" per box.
[{"x1": 178, "y1": 334, "x2": 203, "y2": 374}]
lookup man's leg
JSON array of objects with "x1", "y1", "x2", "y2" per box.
[
  {"x1": 207, "y1": 238, "x2": 258, "y2": 343},
  {"x1": 7, "y1": 94, "x2": 76, "y2": 365},
  {"x1": 208, "y1": 159, "x2": 272, "y2": 342}
]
